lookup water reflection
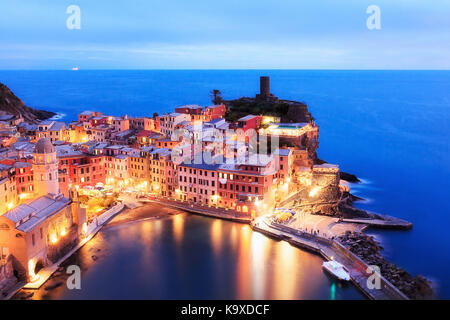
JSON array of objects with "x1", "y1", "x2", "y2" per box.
[
  {"x1": 250, "y1": 232, "x2": 270, "y2": 299},
  {"x1": 236, "y1": 225, "x2": 251, "y2": 299},
  {"x1": 330, "y1": 283, "x2": 336, "y2": 300},
  {"x1": 210, "y1": 219, "x2": 223, "y2": 255},
  {"x1": 139, "y1": 221, "x2": 154, "y2": 271},
  {"x1": 273, "y1": 241, "x2": 298, "y2": 299},
  {"x1": 30, "y1": 213, "x2": 364, "y2": 300},
  {"x1": 172, "y1": 214, "x2": 185, "y2": 244}
]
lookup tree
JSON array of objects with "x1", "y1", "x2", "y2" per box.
[
  {"x1": 153, "y1": 112, "x2": 159, "y2": 118},
  {"x1": 210, "y1": 89, "x2": 223, "y2": 105}
]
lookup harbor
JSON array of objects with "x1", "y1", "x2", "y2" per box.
[
  {"x1": 10, "y1": 208, "x2": 365, "y2": 300},
  {"x1": 251, "y1": 216, "x2": 408, "y2": 300}
]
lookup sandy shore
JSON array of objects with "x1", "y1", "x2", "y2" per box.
[{"x1": 106, "y1": 202, "x2": 185, "y2": 227}]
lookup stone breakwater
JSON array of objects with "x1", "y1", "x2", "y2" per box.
[{"x1": 337, "y1": 231, "x2": 434, "y2": 300}]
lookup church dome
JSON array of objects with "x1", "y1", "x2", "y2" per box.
[{"x1": 34, "y1": 138, "x2": 55, "y2": 154}]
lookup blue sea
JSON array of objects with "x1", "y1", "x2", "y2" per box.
[{"x1": 1, "y1": 70, "x2": 449, "y2": 299}]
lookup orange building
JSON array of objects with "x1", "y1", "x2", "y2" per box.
[{"x1": 0, "y1": 193, "x2": 86, "y2": 281}]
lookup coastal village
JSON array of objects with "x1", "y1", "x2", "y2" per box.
[{"x1": 0, "y1": 77, "x2": 432, "y2": 300}]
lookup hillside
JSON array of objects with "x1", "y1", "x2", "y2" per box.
[
  {"x1": 223, "y1": 97, "x2": 312, "y2": 123},
  {"x1": 0, "y1": 83, "x2": 55, "y2": 123}
]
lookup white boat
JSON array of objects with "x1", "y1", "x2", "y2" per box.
[{"x1": 322, "y1": 260, "x2": 351, "y2": 281}]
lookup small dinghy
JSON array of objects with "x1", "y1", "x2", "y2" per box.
[{"x1": 322, "y1": 260, "x2": 351, "y2": 281}]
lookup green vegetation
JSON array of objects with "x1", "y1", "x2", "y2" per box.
[
  {"x1": 224, "y1": 98, "x2": 291, "y2": 122},
  {"x1": 210, "y1": 89, "x2": 224, "y2": 105}
]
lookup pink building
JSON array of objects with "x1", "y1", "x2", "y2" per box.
[
  {"x1": 175, "y1": 163, "x2": 220, "y2": 205},
  {"x1": 230, "y1": 115, "x2": 262, "y2": 132},
  {"x1": 78, "y1": 111, "x2": 103, "y2": 123},
  {"x1": 217, "y1": 157, "x2": 277, "y2": 218},
  {"x1": 204, "y1": 104, "x2": 226, "y2": 121}
]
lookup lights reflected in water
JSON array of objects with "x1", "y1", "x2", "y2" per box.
[
  {"x1": 31, "y1": 213, "x2": 363, "y2": 300},
  {"x1": 236, "y1": 224, "x2": 252, "y2": 299},
  {"x1": 210, "y1": 219, "x2": 223, "y2": 255},
  {"x1": 250, "y1": 231, "x2": 270, "y2": 299},
  {"x1": 172, "y1": 214, "x2": 185, "y2": 244},
  {"x1": 273, "y1": 241, "x2": 299, "y2": 299},
  {"x1": 330, "y1": 283, "x2": 336, "y2": 300}
]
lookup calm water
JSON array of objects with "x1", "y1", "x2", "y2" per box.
[
  {"x1": 1, "y1": 70, "x2": 449, "y2": 299},
  {"x1": 31, "y1": 213, "x2": 362, "y2": 300}
]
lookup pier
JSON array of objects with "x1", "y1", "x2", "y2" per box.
[
  {"x1": 342, "y1": 216, "x2": 413, "y2": 229},
  {"x1": 144, "y1": 195, "x2": 411, "y2": 300},
  {"x1": 252, "y1": 217, "x2": 409, "y2": 300}
]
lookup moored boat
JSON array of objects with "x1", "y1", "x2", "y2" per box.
[{"x1": 322, "y1": 260, "x2": 351, "y2": 281}]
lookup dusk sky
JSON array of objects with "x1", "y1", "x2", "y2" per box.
[{"x1": 1, "y1": 0, "x2": 450, "y2": 69}]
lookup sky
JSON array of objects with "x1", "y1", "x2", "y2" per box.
[{"x1": 1, "y1": 0, "x2": 450, "y2": 69}]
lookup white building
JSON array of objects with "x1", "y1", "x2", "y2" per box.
[{"x1": 159, "y1": 113, "x2": 190, "y2": 138}]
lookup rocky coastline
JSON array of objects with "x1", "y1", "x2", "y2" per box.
[
  {"x1": 0, "y1": 83, "x2": 56, "y2": 123},
  {"x1": 337, "y1": 231, "x2": 434, "y2": 300}
]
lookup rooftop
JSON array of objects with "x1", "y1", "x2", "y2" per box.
[
  {"x1": 0, "y1": 114, "x2": 16, "y2": 121},
  {"x1": 35, "y1": 138, "x2": 55, "y2": 154},
  {"x1": 271, "y1": 122, "x2": 308, "y2": 129},
  {"x1": 13, "y1": 161, "x2": 31, "y2": 169},
  {"x1": 238, "y1": 115, "x2": 258, "y2": 122},
  {"x1": 178, "y1": 104, "x2": 203, "y2": 110},
  {"x1": 3, "y1": 194, "x2": 71, "y2": 233},
  {"x1": 56, "y1": 144, "x2": 83, "y2": 157},
  {"x1": 0, "y1": 163, "x2": 12, "y2": 171},
  {"x1": 274, "y1": 148, "x2": 292, "y2": 156},
  {"x1": 206, "y1": 118, "x2": 225, "y2": 125}
]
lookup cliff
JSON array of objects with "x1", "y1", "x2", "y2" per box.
[
  {"x1": 0, "y1": 83, "x2": 55, "y2": 123},
  {"x1": 223, "y1": 97, "x2": 312, "y2": 123}
]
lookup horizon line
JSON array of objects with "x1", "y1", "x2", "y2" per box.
[{"x1": 1, "y1": 68, "x2": 450, "y2": 72}]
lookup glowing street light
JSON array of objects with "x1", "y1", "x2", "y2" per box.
[
  {"x1": 309, "y1": 186, "x2": 321, "y2": 197},
  {"x1": 28, "y1": 259, "x2": 40, "y2": 283},
  {"x1": 50, "y1": 234, "x2": 58, "y2": 244}
]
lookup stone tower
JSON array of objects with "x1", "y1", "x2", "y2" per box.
[
  {"x1": 33, "y1": 138, "x2": 60, "y2": 197},
  {"x1": 260, "y1": 76, "x2": 271, "y2": 97},
  {"x1": 256, "y1": 76, "x2": 277, "y2": 101}
]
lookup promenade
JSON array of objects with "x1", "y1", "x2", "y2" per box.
[{"x1": 141, "y1": 197, "x2": 252, "y2": 223}]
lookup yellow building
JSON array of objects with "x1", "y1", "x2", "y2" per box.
[
  {"x1": 129, "y1": 153, "x2": 150, "y2": 192},
  {"x1": 0, "y1": 193, "x2": 86, "y2": 282},
  {"x1": 0, "y1": 164, "x2": 17, "y2": 216}
]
